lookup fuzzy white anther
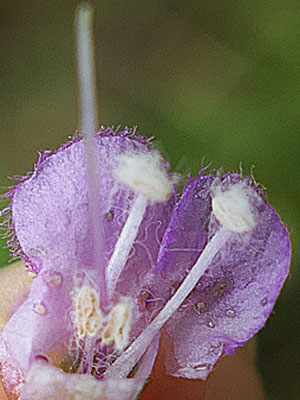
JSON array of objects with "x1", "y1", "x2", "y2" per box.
[
  {"x1": 102, "y1": 302, "x2": 132, "y2": 352},
  {"x1": 75, "y1": 285, "x2": 103, "y2": 339},
  {"x1": 115, "y1": 151, "x2": 173, "y2": 202},
  {"x1": 212, "y1": 182, "x2": 258, "y2": 233}
]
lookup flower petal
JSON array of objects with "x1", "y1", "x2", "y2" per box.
[
  {"x1": 153, "y1": 174, "x2": 291, "y2": 379},
  {"x1": 20, "y1": 359, "x2": 143, "y2": 400},
  {"x1": 1, "y1": 130, "x2": 176, "y2": 395},
  {"x1": 2, "y1": 269, "x2": 72, "y2": 372},
  {"x1": 11, "y1": 134, "x2": 155, "y2": 273}
]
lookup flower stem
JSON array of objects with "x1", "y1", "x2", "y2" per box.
[{"x1": 105, "y1": 227, "x2": 231, "y2": 378}]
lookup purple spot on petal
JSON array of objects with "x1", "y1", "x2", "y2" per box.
[
  {"x1": 207, "y1": 320, "x2": 215, "y2": 328},
  {"x1": 33, "y1": 302, "x2": 47, "y2": 316},
  {"x1": 226, "y1": 309, "x2": 236, "y2": 317},
  {"x1": 194, "y1": 301, "x2": 208, "y2": 314},
  {"x1": 261, "y1": 297, "x2": 268, "y2": 306},
  {"x1": 43, "y1": 272, "x2": 63, "y2": 290},
  {"x1": 106, "y1": 210, "x2": 114, "y2": 222}
]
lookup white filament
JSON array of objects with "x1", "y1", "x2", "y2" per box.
[
  {"x1": 105, "y1": 227, "x2": 232, "y2": 378},
  {"x1": 107, "y1": 150, "x2": 174, "y2": 295},
  {"x1": 107, "y1": 195, "x2": 148, "y2": 295}
]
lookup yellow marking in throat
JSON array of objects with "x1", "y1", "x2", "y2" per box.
[
  {"x1": 102, "y1": 302, "x2": 132, "y2": 352},
  {"x1": 75, "y1": 285, "x2": 103, "y2": 339}
]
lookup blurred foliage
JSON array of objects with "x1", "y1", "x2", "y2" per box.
[{"x1": 0, "y1": 1, "x2": 299, "y2": 399}]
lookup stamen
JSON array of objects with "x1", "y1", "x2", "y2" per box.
[
  {"x1": 115, "y1": 151, "x2": 173, "y2": 202},
  {"x1": 102, "y1": 302, "x2": 132, "y2": 353},
  {"x1": 106, "y1": 151, "x2": 174, "y2": 295},
  {"x1": 75, "y1": 285, "x2": 103, "y2": 339},
  {"x1": 105, "y1": 227, "x2": 232, "y2": 378},
  {"x1": 211, "y1": 182, "x2": 258, "y2": 233},
  {"x1": 106, "y1": 195, "x2": 147, "y2": 294}
]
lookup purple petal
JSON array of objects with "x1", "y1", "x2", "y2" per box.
[
  {"x1": 116, "y1": 200, "x2": 175, "y2": 316},
  {"x1": 11, "y1": 134, "x2": 152, "y2": 273},
  {"x1": 154, "y1": 174, "x2": 291, "y2": 379},
  {"x1": 1, "y1": 130, "x2": 176, "y2": 386},
  {"x1": 2, "y1": 269, "x2": 72, "y2": 372}
]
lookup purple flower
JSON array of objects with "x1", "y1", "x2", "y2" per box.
[
  {"x1": 0, "y1": 127, "x2": 291, "y2": 399},
  {"x1": 0, "y1": 128, "x2": 176, "y2": 399}
]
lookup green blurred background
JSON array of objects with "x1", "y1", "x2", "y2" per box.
[{"x1": 0, "y1": 1, "x2": 299, "y2": 398}]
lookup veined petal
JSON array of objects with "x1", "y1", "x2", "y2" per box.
[
  {"x1": 11, "y1": 132, "x2": 161, "y2": 272},
  {"x1": 153, "y1": 174, "x2": 291, "y2": 379},
  {"x1": 0, "y1": 129, "x2": 176, "y2": 398},
  {"x1": 2, "y1": 270, "x2": 72, "y2": 372}
]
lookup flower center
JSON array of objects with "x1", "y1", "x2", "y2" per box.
[
  {"x1": 75, "y1": 285, "x2": 103, "y2": 339},
  {"x1": 74, "y1": 285, "x2": 133, "y2": 355}
]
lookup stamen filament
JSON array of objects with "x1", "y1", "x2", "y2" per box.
[
  {"x1": 105, "y1": 227, "x2": 231, "y2": 378},
  {"x1": 78, "y1": 337, "x2": 97, "y2": 374},
  {"x1": 76, "y1": 4, "x2": 108, "y2": 305},
  {"x1": 107, "y1": 195, "x2": 148, "y2": 295}
]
